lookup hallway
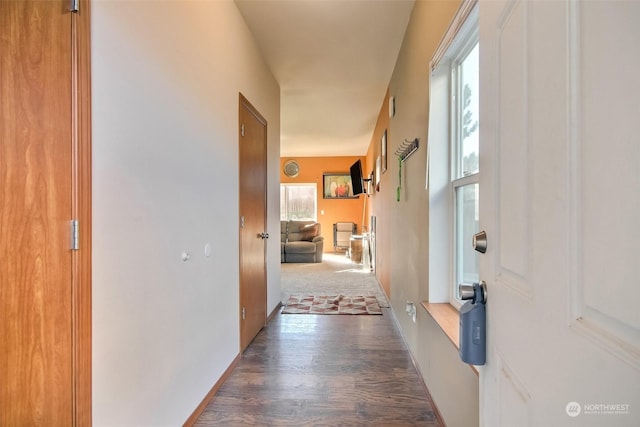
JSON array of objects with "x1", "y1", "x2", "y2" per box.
[{"x1": 194, "y1": 309, "x2": 442, "y2": 426}]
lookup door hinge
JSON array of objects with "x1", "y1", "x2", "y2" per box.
[
  {"x1": 241, "y1": 124, "x2": 245, "y2": 137},
  {"x1": 240, "y1": 215, "x2": 245, "y2": 228},
  {"x1": 71, "y1": 219, "x2": 79, "y2": 250},
  {"x1": 71, "y1": 0, "x2": 79, "y2": 13},
  {"x1": 242, "y1": 307, "x2": 246, "y2": 320}
]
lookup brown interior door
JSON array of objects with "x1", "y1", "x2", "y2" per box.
[
  {"x1": 238, "y1": 94, "x2": 268, "y2": 351},
  {"x1": 1, "y1": 1, "x2": 91, "y2": 424}
]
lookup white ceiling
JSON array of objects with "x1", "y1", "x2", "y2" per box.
[{"x1": 235, "y1": 0, "x2": 415, "y2": 157}]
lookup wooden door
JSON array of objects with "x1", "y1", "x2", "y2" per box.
[
  {"x1": 239, "y1": 94, "x2": 268, "y2": 351},
  {"x1": 479, "y1": 1, "x2": 640, "y2": 426},
  {"x1": 0, "y1": 1, "x2": 91, "y2": 424}
]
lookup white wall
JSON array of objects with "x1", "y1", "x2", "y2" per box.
[
  {"x1": 379, "y1": 0, "x2": 480, "y2": 426},
  {"x1": 91, "y1": 1, "x2": 280, "y2": 424}
]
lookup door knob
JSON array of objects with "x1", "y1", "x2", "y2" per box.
[
  {"x1": 458, "y1": 281, "x2": 487, "y2": 304},
  {"x1": 473, "y1": 230, "x2": 487, "y2": 253},
  {"x1": 259, "y1": 232, "x2": 269, "y2": 239},
  {"x1": 459, "y1": 284, "x2": 476, "y2": 301}
]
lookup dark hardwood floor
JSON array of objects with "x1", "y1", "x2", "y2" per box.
[{"x1": 194, "y1": 309, "x2": 442, "y2": 426}]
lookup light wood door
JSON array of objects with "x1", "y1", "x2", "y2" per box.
[
  {"x1": 239, "y1": 94, "x2": 268, "y2": 351},
  {"x1": 0, "y1": 1, "x2": 91, "y2": 424},
  {"x1": 479, "y1": 1, "x2": 640, "y2": 425}
]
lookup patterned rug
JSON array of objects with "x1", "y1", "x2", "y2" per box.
[
  {"x1": 281, "y1": 253, "x2": 390, "y2": 308},
  {"x1": 281, "y1": 295, "x2": 382, "y2": 315}
]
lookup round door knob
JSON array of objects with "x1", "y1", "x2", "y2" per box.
[
  {"x1": 458, "y1": 281, "x2": 487, "y2": 304},
  {"x1": 459, "y1": 284, "x2": 475, "y2": 300}
]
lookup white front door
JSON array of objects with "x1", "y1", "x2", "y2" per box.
[{"x1": 479, "y1": 1, "x2": 640, "y2": 426}]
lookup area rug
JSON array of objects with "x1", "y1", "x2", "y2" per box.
[
  {"x1": 281, "y1": 295, "x2": 382, "y2": 315},
  {"x1": 281, "y1": 253, "x2": 390, "y2": 308}
]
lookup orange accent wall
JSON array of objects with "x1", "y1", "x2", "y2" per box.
[{"x1": 280, "y1": 156, "x2": 367, "y2": 252}]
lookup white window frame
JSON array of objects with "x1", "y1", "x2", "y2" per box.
[
  {"x1": 427, "y1": 0, "x2": 479, "y2": 308},
  {"x1": 450, "y1": 37, "x2": 479, "y2": 304},
  {"x1": 280, "y1": 183, "x2": 317, "y2": 221}
]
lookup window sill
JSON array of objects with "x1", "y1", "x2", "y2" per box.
[{"x1": 420, "y1": 302, "x2": 479, "y2": 376}]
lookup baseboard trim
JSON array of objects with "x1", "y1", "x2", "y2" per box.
[
  {"x1": 183, "y1": 353, "x2": 241, "y2": 426},
  {"x1": 267, "y1": 302, "x2": 282, "y2": 322},
  {"x1": 184, "y1": 303, "x2": 281, "y2": 425},
  {"x1": 386, "y1": 307, "x2": 447, "y2": 427},
  {"x1": 414, "y1": 353, "x2": 447, "y2": 427}
]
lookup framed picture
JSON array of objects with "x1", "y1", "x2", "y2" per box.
[
  {"x1": 375, "y1": 156, "x2": 381, "y2": 191},
  {"x1": 381, "y1": 129, "x2": 388, "y2": 173},
  {"x1": 323, "y1": 173, "x2": 358, "y2": 199}
]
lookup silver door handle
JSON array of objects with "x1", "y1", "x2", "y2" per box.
[
  {"x1": 259, "y1": 232, "x2": 269, "y2": 239},
  {"x1": 458, "y1": 281, "x2": 487, "y2": 304}
]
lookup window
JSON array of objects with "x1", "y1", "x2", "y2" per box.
[
  {"x1": 452, "y1": 40, "x2": 480, "y2": 301},
  {"x1": 280, "y1": 184, "x2": 317, "y2": 221},
  {"x1": 427, "y1": 0, "x2": 478, "y2": 307}
]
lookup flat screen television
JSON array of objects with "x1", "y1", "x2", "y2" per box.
[{"x1": 350, "y1": 159, "x2": 365, "y2": 195}]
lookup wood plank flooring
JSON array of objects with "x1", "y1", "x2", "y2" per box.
[{"x1": 194, "y1": 309, "x2": 442, "y2": 426}]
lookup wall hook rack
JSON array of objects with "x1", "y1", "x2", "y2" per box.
[{"x1": 395, "y1": 138, "x2": 419, "y2": 162}]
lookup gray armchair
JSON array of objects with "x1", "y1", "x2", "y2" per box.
[{"x1": 280, "y1": 221, "x2": 324, "y2": 263}]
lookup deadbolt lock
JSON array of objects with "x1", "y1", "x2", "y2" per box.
[{"x1": 473, "y1": 230, "x2": 487, "y2": 253}]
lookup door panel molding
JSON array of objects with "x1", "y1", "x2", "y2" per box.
[
  {"x1": 497, "y1": 353, "x2": 531, "y2": 427},
  {"x1": 495, "y1": 0, "x2": 532, "y2": 299},
  {"x1": 567, "y1": 0, "x2": 640, "y2": 370}
]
